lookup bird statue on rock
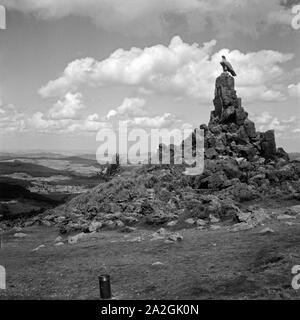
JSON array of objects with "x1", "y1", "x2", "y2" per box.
[{"x1": 220, "y1": 55, "x2": 237, "y2": 77}]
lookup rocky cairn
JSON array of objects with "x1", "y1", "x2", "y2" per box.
[
  {"x1": 205, "y1": 72, "x2": 281, "y2": 162},
  {"x1": 191, "y1": 72, "x2": 297, "y2": 192},
  {"x1": 2, "y1": 73, "x2": 300, "y2": 234}
]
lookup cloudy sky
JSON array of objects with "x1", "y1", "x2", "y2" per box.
[{"x1": 0, "y1": 0, "x2": 299, "y2": 153}]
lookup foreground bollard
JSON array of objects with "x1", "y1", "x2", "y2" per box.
[{"x1": 99, "y1": 274, "x2": 112, "y2": 299}]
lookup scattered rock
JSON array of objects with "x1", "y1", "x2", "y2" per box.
[
  {"x1": 210, "y1": 225, "x2": 221, "y2": 230},
  {"x1": 68, "y1": 233, "x2": 86, "y2": 244},
  {"x1": 119, "y1": 226, "x2": 136, "y2": 233},
  {"x1": 290, "y1": 205, "x2": 300, "y2": 215},
  {"x1": 168, "y1": 232, "x2": 183, "y2": 242},
  {"x1": 128, "y1": 236, "x2": 142, "y2": 243},
  {"x1": 56, "y1": 216, "x2": 66, "y2": 223},
  {"x1": 122, "y1": 216, "x2": 139, "y2": 225},
  {"x1": 152, "y1": 261, "x2": 164, "y2": 266},
  {"x1": 209, "y1": 215, "x2": 220, "y2": 223},
  {"x1": 55, "y1": 242, "x2": 64, "y2": 246},
  {"x1": 167, "y1": 220, "x2": 178, "y2": 227},
  {"x1": 13, "y1": 72, "x2": 299, "y2": 236},
  {"x1": 285, "y1": 222, "x2": 295, "y2": 226},
  {"x1": 42, "y1": 221, "x2": 52, "y2": 227},
  {"x1": 103, "y1": 220, "x2": 114, "y2": 227},
  {"x1": 277, "y1": 214, "x2": 296, "y2": 220},
  {"x1": 151, "y1": 228, "x2": 168, "y2": 241},
  {"x1": 258, "y1": 227, "x2": 275, "y2": 235},
  {"x1": 237, "y1": 211, "x2": 252, "y2": 223},
  {"x1": 115, "y1": 220, "x2": 125, "y2": 228},
  {"x1": 11, "y1": 226, "x2": 23, "y2": 232},
  {"x1": 54, "y1": 236, "x2": 63, "y2": 243},
  {"x1": 231, "y1": 223, "x2": 253, "y2": 232},
  {"x1": 88, "y1": 221, "x2": 102, "y2": 232},
  {"x1": 196, "y1": 219, "x2": 207, "y2": 227},
  {"x1": 14, "y1": 233, "x2": 27, "y2": 238},
  {"x1": 185, "y1": 218, "x2": 195, "y2": 225},
  {"x1": 32, "y1": 244, "x2": 45, "y2": 252},
  {"x1": 237, "y1": 208, "x2": 269, "y2": 226}
]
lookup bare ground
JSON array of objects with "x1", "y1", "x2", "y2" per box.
[{"x1": 1, "y1": 204, "x2": 300, "y2": 300}]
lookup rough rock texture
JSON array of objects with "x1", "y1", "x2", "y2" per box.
[
  {"x1": 208, "y1": 73, "x2": 277, "y2": 161},
  {"x1": 2, "y1": 73, "x2": 299, "y2": 233}
]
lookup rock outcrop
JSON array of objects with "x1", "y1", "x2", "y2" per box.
[
  {"x1": 1, "y1": 73, "x2": 299, "y2": 233},
  {"x1": 208, "y1": 72, "x2": 279, "y2": 161}
]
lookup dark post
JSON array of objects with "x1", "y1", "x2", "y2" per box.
[{"x1": 99, "y1": 274, "x2": 112, "y2": 299}]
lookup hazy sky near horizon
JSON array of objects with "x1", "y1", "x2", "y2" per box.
[{"x1": 0, "y1": 0, "x2": 299, "y2": 152}]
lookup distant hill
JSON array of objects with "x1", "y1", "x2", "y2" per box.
[
  {"x1": 60, "y1": 155, "x2": 101, "y2": 166},
  {"x1": 0, "y1": 152, "x2": 66, "y2": 160},
  {"x1": 0, "y1": 160, "x2": 67, "y2": 177},
  {"x1": 289, "y1": 153, "x2": 300, "y2": 161},
  {"x1": 0, "y1": 182, "x2": 60, "y2": 204}
]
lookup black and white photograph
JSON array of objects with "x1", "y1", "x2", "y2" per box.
[{"x1": 0, "y1": 0, "x2": 300, "y2": 308}]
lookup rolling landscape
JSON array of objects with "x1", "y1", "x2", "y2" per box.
[
  {"x1": 0, "y1": 152, "x2": 105, "y2": 220},
  {"x1": 0, "y1": 0, "x2": 300, "y2": 305}
]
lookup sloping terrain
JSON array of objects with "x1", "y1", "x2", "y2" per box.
[
  {"x1": 0, "y1": 208, "x2": 299, "y2": 300},
  {"x1": 1, "y1": 73, "x2": 299, "y2": 300}
]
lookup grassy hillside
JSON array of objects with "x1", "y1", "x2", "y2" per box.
[
  {"x1": 0, "y1": 182, "x2": 61, "y2": 204},
  {"x1": 0, "y1": 160, "x2": 67, "y2": 177}
]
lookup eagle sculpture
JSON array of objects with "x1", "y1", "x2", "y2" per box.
[{"x1": 220, "y1": 55, "x2": 237, "y2": 77}]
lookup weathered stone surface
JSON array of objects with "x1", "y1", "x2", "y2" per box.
[
  {"x1": 14, "y1": 233, "x2": 27, "y2": 238},
  {"x1": 236, "y1": 144, "x2": 257, "y2": 161},
  {"x1": 276, "y1": 147, "x2": 290, "y2": 161},
  {"x1": 220, "y1": 105, "x2": 236, "y2": 123},
  {"x1": 277, "y1": 214, "x2": 296, "y2": 220},
  {"x1": 236, "y1": 126, "x2": 250, "y2": 144},
  {"x1": 23, "y1": 72, "x2": 299, "y2": 234},
  {"x1": 261, "y1": 130, "x2": 276, "y2": 160},
  {"x1": 68, "y1": 233, "x2": 86, "y2": 244},
  {"x1": 290, "y1": 205, "x2": 300, "y2": 215},
  {"x1": 205, "y1": 147, "x2": 218, "y2": 159},
  {"x1": 258, "y1": 227, "x2": 275, "y2": 235},
  {"x1": 244, "y1": 119, "x2": 256, "y2": 139},
  {"x1": 235, "y1": 107, "x2": 248, "y2": 125},
  {"x1": 185, "y1": 218, "x2": 196, "y2": 225},
  {"x1": 231, "y1": 222, "x2": 253, "y2": 232},
  {"x1": 167, "y1": 220, "x2": 178, "y2": 227},
  {"x1": 88, "y1": 221, "x2": 102, "y2": 232},
  {"x1": 168, "y1": 232, "x2": 183, "y2": 242}
]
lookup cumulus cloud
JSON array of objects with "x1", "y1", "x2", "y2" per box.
[
  {"x1": 3, "y1": 0, "x2": 295, "y2": 37},
  {"x1": 2, "y1": 95, "x2": 190, "y2": 136},
  {"x1": 255, "y1": 111, "x2": 273, "y2": 125},
  {"x1": 27, "y1": 111, "x2": 107, "y2": 135},
  {"x1": 0, "y1": 104, "x2": 26, "y2": 133},
  {"x1": 48, "y1": 92, "x2": 85, "y2": 120},
  {"x1": 288, "y1": 82, "x2": 300, "y2": 97},
  {"x1": 106, "y1": 97, "x2": 147, "y2": 119},
  {"x1": 252, "y1": 111, "x2": 300, "y2": 137},
  {"x1": 105, "y1": 97, "x2": 191, "y2": 130},
  {"x1": 123, "y1": 113, "x2": 186, "y2": 129},
  {"x1": 39, "y1": 36, "x2": 293, "y2": 103}
]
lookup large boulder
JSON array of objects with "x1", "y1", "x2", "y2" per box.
[
  {"x1": 261, "y1": 130, "x2": 276, "y2": 160},
  {"x1": 243, "y1": 119, "x2": 256, "y2": 139},
  {"x1": 235, "y1": 107, "x2": 248, "y2": 125}
]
